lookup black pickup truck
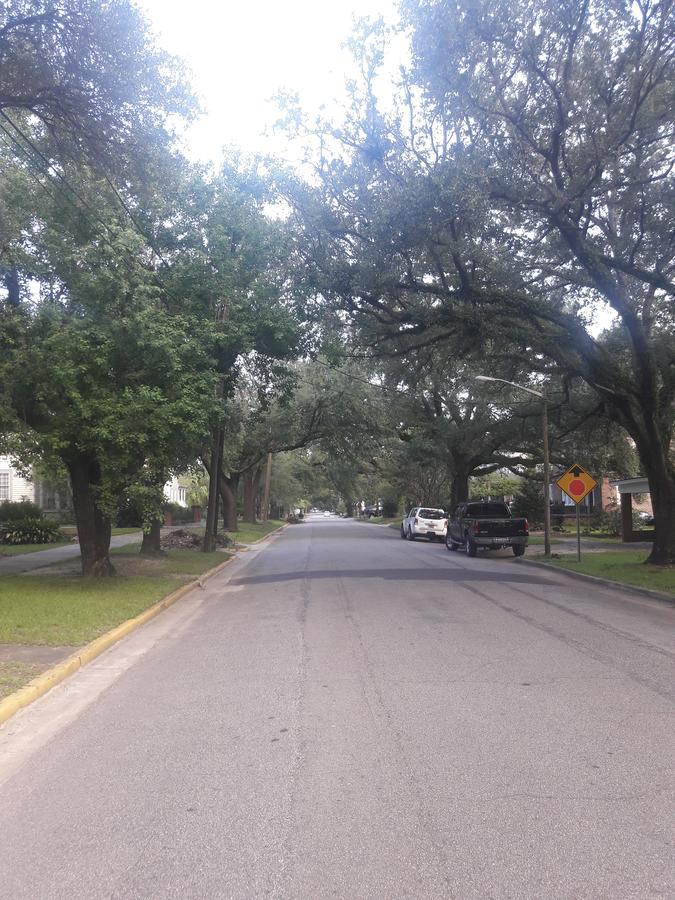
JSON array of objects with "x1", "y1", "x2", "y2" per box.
[{"x1": 446, "y1": 502, "x2": 529, "y2": 557}]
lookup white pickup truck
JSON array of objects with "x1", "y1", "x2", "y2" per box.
[{"x1": 400, "y1": 507, "x2": 448, "y2": 542}]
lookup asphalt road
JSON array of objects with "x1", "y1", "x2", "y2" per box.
[{"x1": 0, "y1": 516, "x2": 672, "y2": 898}]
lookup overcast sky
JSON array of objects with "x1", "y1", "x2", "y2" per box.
[{"x1": 139, "y1": 0, "x2": 399, "y2": 163}]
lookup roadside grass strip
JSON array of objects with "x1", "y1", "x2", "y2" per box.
[
  {"x1": 0, "y1": 547, "x2": 232, "y2": 714},
  {"x1": 532, "y1": 550, "x2": 674, "y2": 597},
  {"x1": 0, "y1": 662, "x2": 42, "y2": 702},
  {"x1": 361, "y1": 516, "x2": 400, "y2": 526},
  {"x1": 225, "y1": 519, "x2": 284, "y2": 544},
  {"x1": 190, "y1": 519, "x2": 285, "y2": 546},
  {"x1": 0, "y1": 548, "x2": 228, "y2": 647}
]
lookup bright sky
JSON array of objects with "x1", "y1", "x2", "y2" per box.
[{"x1": 139, "y1": 0, "x2": 399, "y2": 164}]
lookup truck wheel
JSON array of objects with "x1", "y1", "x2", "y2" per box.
[
  {"x1": 400, "y1": 525, "x2": 406, "y2": 539},
  {"x1": 445, "y1": 536, "x2": 458, "y2": 551},
  {"x1": 513, "y1": 544, "x2": 525, "y2": 557},
  {"x1": 407, "y1": 527, "x2": 415, "y2": 541},
  {"x1": 465, "y1": 536, "x2": 477, "y2": 557}
]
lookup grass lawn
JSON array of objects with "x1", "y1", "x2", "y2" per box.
[
  {"x1": 223, "y1": 520, "x2": 284, "y2": 544},
  {"x1": 362, "y1": 516, "x2": 400, "y2": 526},
  {"x1": 532, "y1": 550, "x2": 674, "y2": 596},
  {"x1": 0, "y1": 661, "x2": 43, "y2": 702},
  {"x1": 0, "y1": 547, "x2": 229, "y2": 647}
]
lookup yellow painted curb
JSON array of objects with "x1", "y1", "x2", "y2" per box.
[{"x1": 0, "y1": 554, "x2": 235, "y2": 728}]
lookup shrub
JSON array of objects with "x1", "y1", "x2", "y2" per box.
[
  {"x1": 115, "y1": 499, "x2": 143, "y2": 528},
  {"x1": 0, "y1": 517, "x2": 63, "y2": 545},
  {"x1": 0, "y1": 500, "x2": 42, "y2": 521},
  {"x1": 511, "y1": 480, "x2": 545, "y2": 527},
  {"x1": 381, "y1": 496, "x2": 400, "y2": 518},
  {"x1": 589, "y1": 505, "x2": 643, "y2": 536}
]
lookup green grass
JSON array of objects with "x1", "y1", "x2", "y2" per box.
[
  {"x1": 0, "y1": 548, "x2": 229, "y2": 646},
  {"x1": 223, "y1": 520, "x2": 284, "y2": 544},
  {"x1": 532, "y1": 550, "x2": 674, "y2": 596},
  {"x1": 362, "y1": 516, "x2": 400, "y2": 526},
  {"x1": 0, "y1": 661, "x2": 43, "y2": 701},
  {"x1": 111, "y1": 527, "x2": 141, "y2": 535}
]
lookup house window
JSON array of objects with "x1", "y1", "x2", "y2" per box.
[{"x1": 0, "y1": 472, "x2": 9, "y2": 501}]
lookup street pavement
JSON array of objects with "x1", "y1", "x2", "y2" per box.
[{"x1": 0, "y1": 515, "x2": 672, "y2": 898}]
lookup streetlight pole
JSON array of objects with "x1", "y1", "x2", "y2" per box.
[{"x1": 475, "y1": 376, "x2": 551, "y2": 558}]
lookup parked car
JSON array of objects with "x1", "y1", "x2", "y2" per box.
[
  {"x1": 446, "y1": 501, "x2": 528, "y2": 557},
  {"x1": 363, "y1": 505, "x2": 380, "y2": 518},
  {"x1": 401, "y1": 507, "x2": 448, "y2": 541}
]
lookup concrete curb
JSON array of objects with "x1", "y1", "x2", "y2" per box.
[
  {"x1": 0, "y1": 554, "x2": 235, "y2": 728},
  {"x1": 517, "y1": 557, "x2": 675, "y2": 607}
]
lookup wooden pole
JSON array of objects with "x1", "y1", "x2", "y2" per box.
[{"x1": 261, "y1": 452, "x2": 273, "y2": 522}]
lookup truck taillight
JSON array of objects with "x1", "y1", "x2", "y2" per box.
[
  {"x1": 524, "y1": 519, "x2": 529, "y2": 534},
  {"x1": 443, "y1": 519, "x2": 447, "y2": 528},
  {"x1": 414, "y1": 517, "x2": 419, "y2": 524}
]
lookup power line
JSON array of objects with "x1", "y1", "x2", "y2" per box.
[
  {"x1": 0, "y1": 110, "x2": 118, "y2": 241},
  {"x1": 0, "y1": 126, "x2": 58, "y2": 202},
  {"x1": 0, "y1": 114, "x2": 178, "y2": 300}
]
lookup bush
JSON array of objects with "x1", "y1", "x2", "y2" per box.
[
  {"x1": 0, "y1": 500, "x2": 42, "y2": 522},
  {"x1": 589, "y1": 505, "x2": 643, "y2": 536},
  {"x1": 0, "y1": 517, "x2": 63, "y2": 545},
  {"x1": 511, "y1": 480, "x2": 545, "y2": 527},
  {"x1": 381, "y1": 497, "x2": 400, "y2": 518},
  {"x1": 115, "y1": 499, "x2": 143, "y2": 528}
]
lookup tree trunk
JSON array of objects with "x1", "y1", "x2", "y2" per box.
[
  {"x1": 220, "y1": 474, "x2": 238, "y2": 531},
  {"x1": 140, "y1": 520, "x2": 162, "y2": 555},
  {"x1": 450, "y1": 472, "x2": 469, "y2": 510},
  {"x1": 203, "y1": 426, "x2": 225, "y2": 552},
  {"x1": 633, "y1": 436, "x2": 675, "y2": 564},
  {"x1": 242, "y1": 467, "x2": 262, "y2": 524},
  {"x1": 65, "y1": 454, "x2": 114, "y2": 577}
]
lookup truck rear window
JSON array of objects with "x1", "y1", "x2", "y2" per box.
[
  {"x1": 465, "y1": 503, "x2": 511, "y2": 518},
  {"x1": 418, "y1": 509, "x2": 445, "y2": 519}
]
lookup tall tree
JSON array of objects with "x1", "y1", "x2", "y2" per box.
[{"x1": 284, "y1": 1, "x2": 674, "y2": 562}]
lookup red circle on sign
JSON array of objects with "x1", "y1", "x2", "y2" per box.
[{"x1": 569, "y1": 479, "x2": 585, "y2": 495}]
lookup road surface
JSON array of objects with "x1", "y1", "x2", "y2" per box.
[{"x1": 0, "y1": 516, "x2": 672, "y2": 898}]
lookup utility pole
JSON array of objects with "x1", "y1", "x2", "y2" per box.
[
  {"x1": 261, "y1": 452, "x2": 273, "y2": 522},
  {"x1": 475, "y1": 375, "x2": 551, "y2": 557}
]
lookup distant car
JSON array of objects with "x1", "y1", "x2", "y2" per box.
[
  {"x1": 401, "y1": 507, "x2": 447, "y2": 541},
  {"x1": 323, "y1": 510, "x2": 331, "y2": 517},
  {"x1": 363, "y1": 505, "x2": 380, "y2": 518}
]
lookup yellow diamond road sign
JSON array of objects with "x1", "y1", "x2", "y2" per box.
[{"x1": 556, "y1": 463, "x2": 598, "y2": 505}]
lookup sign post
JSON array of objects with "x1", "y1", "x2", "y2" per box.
[{"x1": 556, "y1": 463, "x2": 598, "y2": 562}]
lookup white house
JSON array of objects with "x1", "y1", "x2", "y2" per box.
[
  {"x1": 0, "y1": 455, "x2": 34, "y2": 503},
  {"x1": 164, "y1": 476, "x2": 188, "y2": 507},
  {"x1": 1, "y1": 454, "x2": 188, "y2": 512}
]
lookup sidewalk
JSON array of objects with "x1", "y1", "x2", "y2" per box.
[{"x1": 0, "y1": 526, "x2": 201, "y2": 575}]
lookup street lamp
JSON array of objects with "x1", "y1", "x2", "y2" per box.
[{"x1": 475, "y1": 375, "x2": 551, "y2": 558}]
